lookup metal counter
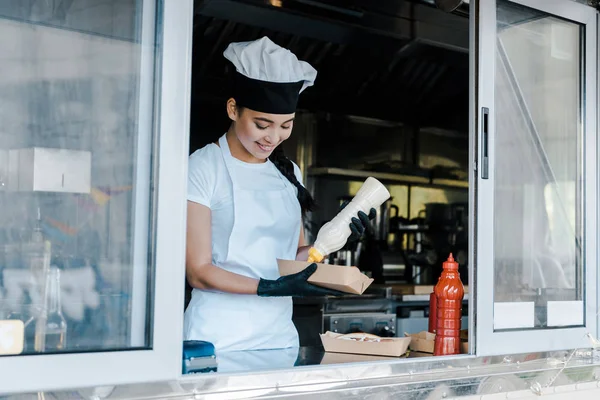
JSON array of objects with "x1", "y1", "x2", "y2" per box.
[{"x1": 15, "y1": 347, "x2": 600, "y2": 399}]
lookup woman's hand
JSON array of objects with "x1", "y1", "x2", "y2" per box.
[
  {"x1": 340, "y1": 201, "x2": 377, "y2": 244},
  {"x1": 257, "y1": 263, "x2": 345, "y2": 297}
]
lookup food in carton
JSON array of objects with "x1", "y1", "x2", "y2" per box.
[
  {"x1": 337, "y1": 332, "x2": 395, "y2": 343},
  {"x1": 277, "y1": 259, "x2": 374, "y2": 295},
  {"x1": 320, "y1": 331, "x2": 411, "y2": 357}
]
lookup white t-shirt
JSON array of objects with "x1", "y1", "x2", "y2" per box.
[{"x1": 187, "y1": 143, "x2": 304, "y2": 264}]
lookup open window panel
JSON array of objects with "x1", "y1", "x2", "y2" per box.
[
  {"x1": 474, "y1": 0, "x2": 597, "y2": 356},
  {"x1": 0, "y1": 0, "x2": 190, "y2": 393},
  {"x1": 188, "y1": 0, "x2": 474, "y2": 374}
]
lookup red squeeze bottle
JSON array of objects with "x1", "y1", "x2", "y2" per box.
[{"x1": 433, "y1": 253, "x2": 465, "y2": 356}]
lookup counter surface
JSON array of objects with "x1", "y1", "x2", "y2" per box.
[
  {"x1": 208, "y1": 345, "x2": 428, "y2": 374},
  {"x1": 22, "y1": 347, "x2": 600, "y2": 400}
]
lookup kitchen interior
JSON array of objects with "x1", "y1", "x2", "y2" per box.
[{"x1": 189, "y1": 0, "x2": 471, "y2": 361}]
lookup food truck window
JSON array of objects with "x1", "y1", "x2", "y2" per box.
[
  {"x1": 475, "y1": 0, "x2": 597, "y2": 355},
  {"x1": 184, "y1": 0, "x2": 473, "y2": 374},
  {"x1": 0, "y1": 0, "x2": 189, "y2": 393},
  {"x1": 185, "y1": 0, "x2": 599, "y2": 375}
]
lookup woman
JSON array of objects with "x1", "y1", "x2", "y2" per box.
[{"x1": 184, "y1": 37, "x2": 374, "y2": 354}]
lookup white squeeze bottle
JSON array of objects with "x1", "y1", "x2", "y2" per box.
[{"x1": 307, "y1": 177, "x2": 391, "y2": 263}]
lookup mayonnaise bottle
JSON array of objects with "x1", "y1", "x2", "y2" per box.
[{"x1": 307, "y1": 177, "x2": 391, "y2": 263}]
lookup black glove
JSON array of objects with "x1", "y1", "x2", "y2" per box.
[
  {"x1": 257, "y1": 263, "x2": 345, "y2": 297},
  {"x1": 340, "y1": 201, "x2": 377, "y2": 243}
]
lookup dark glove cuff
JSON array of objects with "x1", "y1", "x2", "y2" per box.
[
  {"x1": 257, "y1": 278, "x2": 287, "y2": 297},
  {"x1": 257, "y1": 278, "x2": 272, "y2": 297}
]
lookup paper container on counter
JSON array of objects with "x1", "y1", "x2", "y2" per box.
[
  {"x1": 405, "y1": 331, "x2": 435, "y2": 354},
  {"x1": 320, "y1": 331, "x2": 411, "y2": 357},
  {"x1": 277, "y1": 260, "x2": 374, "y2": 295},
  {"x1": 320, "y1": 351, "x2": 395, "y2": 365},
  {"x1": 405, "y1": 331, "x2": 469, "y2": 355}
]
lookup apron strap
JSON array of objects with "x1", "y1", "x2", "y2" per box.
[
  {"x1": 218, "y1": 135, "x2": 237, "y2": 182},
  {"x1": 218, "y1": 134, "x2": 292, "y2": 190}
]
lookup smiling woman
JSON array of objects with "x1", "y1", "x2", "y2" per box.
[{"x1": 183, "y1": 37, "x2": 372, "y2": 360}]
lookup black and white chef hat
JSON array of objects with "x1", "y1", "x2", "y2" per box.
[{"x1": 223, "y1": 36, "x2": 317, "y2": 115}]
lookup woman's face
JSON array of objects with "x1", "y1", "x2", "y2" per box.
[{"x1": 227, "y1": 99, "x2": 294, "y2": 160}]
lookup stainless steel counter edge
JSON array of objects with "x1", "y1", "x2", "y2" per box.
[{"x1": 20, "y1": 349, "x2": 600, "y2": 399}]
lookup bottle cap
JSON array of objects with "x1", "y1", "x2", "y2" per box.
[
  {"x1": 307, "y1": 247, "x2": 324, "y2": 263},
  {"x1": 443, "y1": 253, "x2": 459, "y2": 271}
]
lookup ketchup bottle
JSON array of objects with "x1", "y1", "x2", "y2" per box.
[{"x1": 433, "y1": 254, "x2": 464, "y2": 356}]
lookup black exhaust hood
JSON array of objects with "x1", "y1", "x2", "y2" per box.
[
  {"x1": 195, "y1": 0, "x2": 469, "y2": 52},
  {"x1": 191, "y1": 0, "x2": 469, "y2": 137}
]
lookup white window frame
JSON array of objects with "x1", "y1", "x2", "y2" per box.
[
  {"x1": 475, "y1": 0, "x2": 598, "y2": 356},
  {"x1": 0, "y1": 0, "x2": 193, "y2": 393}
]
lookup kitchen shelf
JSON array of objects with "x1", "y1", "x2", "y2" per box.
[
  {"x1": 401, "y1": 294, "x2": 470, "y2": 302},
  {"x1": 308, "y1": 167, "x2": 469, "y2": 189},
  {"x1": 394, "y1": 224, "x2": 430, "y2": 232},
  {"x1": 431, "y1": 178, "x2": 469, "y2": 189}
]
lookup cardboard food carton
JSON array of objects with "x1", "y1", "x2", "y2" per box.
[
  {"x1": 406, "y1": 331, "x2": 436, "y2": 354},
  {"x1": 405, "y1": 331, "x2": 469, "y2": 355},
  {"x1": 319, "y1": 331, "x2": 412, "y2": 357},
  {"x1": 277, "y1": 260, "x2": 374, "y2": 295},
  {"x1": 320, "y1": 351, "x2": 396, "y2": 365}
]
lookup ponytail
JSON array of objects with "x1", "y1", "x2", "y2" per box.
[{"x1": 269, "y1": 145, "x2": 315, "y2": 215}]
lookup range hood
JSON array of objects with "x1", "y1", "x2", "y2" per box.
[
  {"x1": 195, "y1": 0, "x2": 469, "y2": 52},
  {"x1": 432, "y1": 0, "x2": 469, "y2": 14},
  {"x1": 191, "y1": 0, "x2": 469, "y2": 134}
]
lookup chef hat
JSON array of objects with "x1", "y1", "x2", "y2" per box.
[{"x1": 223, "y1": 36, "x2": 317, "y2": 114}]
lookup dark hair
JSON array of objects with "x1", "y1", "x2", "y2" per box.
[
  {"x1": 268, "y1": 145, "x2": 316, "y2": 215},
  {"x1": 234, "y1": 106, "x2": 315, "y2": 214}
]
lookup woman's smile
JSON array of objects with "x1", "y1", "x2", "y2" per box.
[{"x1": 256, "y1": 142, "x2": 274, "y2": 153}]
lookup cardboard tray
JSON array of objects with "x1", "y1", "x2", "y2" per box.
[
  {"x1": 406, "y1": 331, "x2": 436, "y2": 354},
  {"x1": 320, "y1": 331, "x2": 412, "y2": 357},
  {"x1": 405, "y1": 331, "x2": 469, "y2": 354},
  {"x1": 277, "y1": 260, "x2": 374, "y2": 295},
  {"x1": 320, "y1": 351, "x2": 398, "y2": 365}
]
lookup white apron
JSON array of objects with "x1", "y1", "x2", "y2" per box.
[{"x1": 184, "y1": 135, "x2": 301, "y2": 353}]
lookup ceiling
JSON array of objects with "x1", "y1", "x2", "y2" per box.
[{"x1": 190, "y1": 0, "x2": 470, "y2": 143}]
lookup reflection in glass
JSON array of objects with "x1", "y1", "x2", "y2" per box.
[
  {"x1": 493, "y1": 1, "x2": 583, "y2": 330},
  {"x1": 0, "y1": 1, "x2": 157, "y2": 353},
  {"x1": 34, "y1": 267, "x2": 67, "y2": 352}
]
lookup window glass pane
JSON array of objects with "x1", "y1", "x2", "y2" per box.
[
  {"x1": 493, "y1": 0, "x2": 583, "y2": 330},
  {"x1": 0, "y1": 0, "x2": 157, "y2": 354}
]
